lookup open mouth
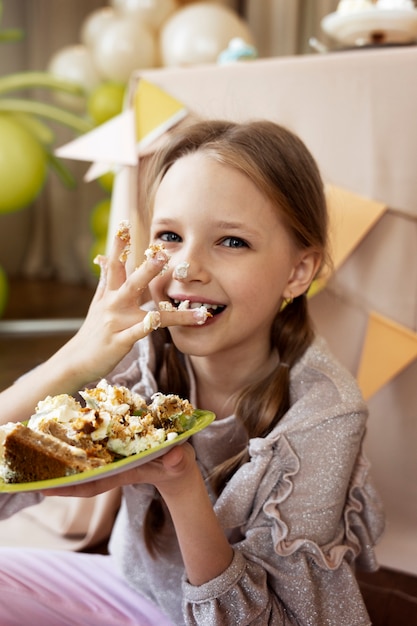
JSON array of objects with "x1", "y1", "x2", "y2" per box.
[{"x1": 171, "y1": 298, "x2": 226, "y2": 316}]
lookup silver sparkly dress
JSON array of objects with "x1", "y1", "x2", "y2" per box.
[{"x1": 105, "y1": 334, "x2": 384, "y2": 626}]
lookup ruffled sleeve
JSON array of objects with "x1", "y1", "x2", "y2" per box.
[
  {"x1": 212, "y1": 406, "x2": 383, "y2": 568},
  {"x1": 344, "y1": 451, "x2": 385, "y2": 571},
  {"x1": 257, "y1": 429, "x2": 384, "y2": 573},
  {"x1": 182, "y1": 420, "x2": 381, "y2": 625},
  {"x1": 181, "y1": 366, "x2": 384, "y2": 626}
]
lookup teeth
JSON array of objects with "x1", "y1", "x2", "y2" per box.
[{"x1": 173, "y1": 299, "x2": 221, "y2": 311}]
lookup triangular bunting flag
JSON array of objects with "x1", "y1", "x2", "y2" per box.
[
  {"x1": 55, "y1": 109, "x2": 137, "y2": 167},
  {"x1": 134, "y1": 78, "x2": 188, "y2": 149},
  {"x1": 357, "y1": 311, "x2": 417, "y2": 400},
  {"x1": 55, "y1": 80, "x2": 188, "y2": 181},
  {"x1": 326, "y1": 184, "x2": 387, "y2": 272},
  {"x1": 309, "y1": 185, "x2": 387, "y2": 297}
]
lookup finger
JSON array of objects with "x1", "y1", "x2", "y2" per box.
[
  {"x1": 122, "y1": 306, "x2": 211, "y2": 344},
  {"x1": 92, "y1": 254, "x2": 108, "y2": 300},
  {"x1": 112, "y1": 306, "x2": 209, "y2": 347},
  {"x1": 41, "y1": 458, "x2": 166, "y2": 498},
  {"x1": 122, "y1": 245, "x2": 171, "y2": 300},
  {"x1": 161, "y1": 444, "x2": 188, "y2": 472},
  {"x1": 41, "y1": 486, "x2": 93, "y2": 498},
  {"x1": 140, "y1": 306, "x2": 212, "y2": 335},
  {"x1": 159, "y1": 307, "x2": 212, "y2": 328},
  {"x1": 106, "y1": 221, "x2": 131, "y2": 290},
  {"x1": 41, "y1": 473, "x2": 125, "y2": 498}
]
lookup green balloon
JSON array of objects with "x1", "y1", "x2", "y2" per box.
[
  {"x1": 89, "y1": 236, "x2": 107, "y2": 278},
  {"x1": 90, "y1": 198, "x2": 111, "y2": 238},
  {"x1": 0, "y1": 114, "x2": 47, "y2": 213},
  {"x1": 87, "y1": 82, "x2": 125, "y2": 126}
]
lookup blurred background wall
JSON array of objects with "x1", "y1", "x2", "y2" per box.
[{"x1": 0, "y1": 0, "x2": 339, "y2": 284}]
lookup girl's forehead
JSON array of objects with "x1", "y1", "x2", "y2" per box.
[
  {"x1": 154, "y1": 153, "x2": 263, "y2": 205},
  {"x1": 160, "y1": 151, "x2": 244, "y2": 183}
]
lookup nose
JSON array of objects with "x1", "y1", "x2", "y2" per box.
[{"x1": 172, "y1": 246, "x2": 210, "y2": 284}]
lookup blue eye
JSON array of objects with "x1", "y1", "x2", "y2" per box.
[
  {"x1": 222, "y1": 236, "x2": 248, "y2": 248},
  {"x1": 159, "y1": 232, "x2": 182, "y2": 243}
]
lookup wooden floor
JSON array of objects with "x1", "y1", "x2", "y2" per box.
[
  {"x1": 1, "y1": 278, "x2": 417, "y2": 625},
  {"x1": 357, "y1": 567, "x2": 417, "y2": 626}
]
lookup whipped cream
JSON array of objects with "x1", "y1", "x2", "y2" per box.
[
  {"x1": 173, "y1": 261, "x2": 190, "y2": 280},
  {"x1": 28, "y1": 394, "x2": 97, "y2": 440},
  {"x1": 144, "y1": 243, "x2": 170, "y2": 274},
  {"x1": 23, "y1": 380, "x2": 194, "y2": 458},
  {"x1": 116, "y1": 220, "x2": 131, "y2": 263}
]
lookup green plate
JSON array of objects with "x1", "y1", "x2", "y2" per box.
[{"x1": 0, "y1": 409, "x2": 215, "y2": 493}]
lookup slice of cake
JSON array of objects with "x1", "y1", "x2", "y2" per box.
[
  {"x1": 0, "y1": 422, "x2": 107, "y2": 484},
  {"x1": 0, "y1": 380, "x2": 196, "y2": 484}
]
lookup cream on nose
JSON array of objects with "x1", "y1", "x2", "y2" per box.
[{"x1": 173, "y1": 261, "x2": 190, "y2": 280}]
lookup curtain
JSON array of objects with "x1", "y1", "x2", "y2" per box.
[
  {"x1": 0, "y1": 0, "x2": 339, "y2": 283},
  {"x1": 244, "y1": 0, "x2": 340, "y2": 57},
  {"x1": 0, "y1": 0, "x2": 108, "y2": 283}
]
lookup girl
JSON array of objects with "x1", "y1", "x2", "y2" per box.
[{"x1": 0, "y1": 120, "x2": 384, "y2": 625}]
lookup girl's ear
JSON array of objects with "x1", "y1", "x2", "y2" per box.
[{"x1": 283, "y1": 249, "x2": 322, "y2": 299}]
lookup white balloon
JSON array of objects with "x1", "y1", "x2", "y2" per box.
[
  {"x1": 160, "y1": 2, "x2": 255, "y2": 67},
  {"x1": 92, "y1": 17, "x2": 157, "y2": 82},
  {"x1": 110, "y1": 0, "x2": 179, "y2": 31},
  {"x1": 48, "y1": 44, "x2": 102, "y2": 110},
  {"x1": 80, "y1": 7, "x2": 117, "y2": 49}
]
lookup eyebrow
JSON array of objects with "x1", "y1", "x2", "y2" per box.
[
  {"x1": 211, "y1": 221, "x2": 263, "y2": 240},
  {"x1": 152, "y1": 217, "x2": 258, "y2": 233},
  {"x1": 151, "y1": 218, "x2": 176, "y2": 228},
  {"x1": 216, "y1": 220, "x2": 248, "y2": 230},
  {"x1": 151, "y1": 217, "x2": 259, "y2": 237}
]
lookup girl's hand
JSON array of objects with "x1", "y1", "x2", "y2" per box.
[
  {"x1": 42, "y1": 442, "x2": 197, "y2": 499},
  {"x1": 56, "y1": 225, "x2": 208, "y2": 386},
  {"x1": 45, "y1": 441, "x2": 234, "y2": 587},
  {"x1": 0, "y1": 221, "x2": 210, "y2": 425}
]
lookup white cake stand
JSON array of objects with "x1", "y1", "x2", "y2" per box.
[{"x1": 321, "y1": 9, "x2": 417, "y2": 46}]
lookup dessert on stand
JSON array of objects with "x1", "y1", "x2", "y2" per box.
[{"x1": 322, "y1": 0, "x2": 417, "y2": 46}]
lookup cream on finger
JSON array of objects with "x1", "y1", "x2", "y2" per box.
[
  {"x1": 144, "y1": 243, "x2": 170, "y2": 274},
  {"x1": 133, "y1": 245, "x2": 171, "y2": 299},
  {"x1": 142, "y1": 307, "x2": 211, "y2": 334},
  {"x1": 143, "y1": 310, "x2": 162, "y2": 333},
  {"x1": 93, "y1": 254, "x2": 108, "y2": 284},
  {"x1": 192, "y1": 306, "x2": 212, "y2": 325},
  {"x1": 116, "y1": 220, "x2": 131, "y2": 263}
]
